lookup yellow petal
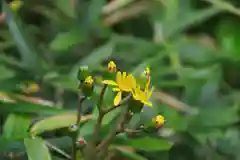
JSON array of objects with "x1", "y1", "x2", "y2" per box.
[
  {"x1": 127, "y1": 74, "x2": 136, "y2": 89},
  {"x1": 147, "y1": 87, "x2": 153, "y2": 99},
  {"x1": 145, "y1": 76, "x2": 151, "y2": 93},
  {"x1": 102, "y1": 80, "x2": 117, "y2": 86},
  {"x1": 122, "y1": 72, "x2": 127, "y2": 79},
  {"x1": 116, "y1": 71, "x2": 121, "y2": 85},
  {"x1": 112, "y1": 88, "x2": 120, "y2": 92},
  {"x1": 145, "y1": 101, "x2": 152, "y2": 107},
  {"x1": 114, "y1": 91, "x2": 122, "y2": 106}
]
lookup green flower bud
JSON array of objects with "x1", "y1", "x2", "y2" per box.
[
  {"x1": 81, "y1": 76, "x2": 94, "y2": 97},
  {"x1": 77, "y1": 66, "x2": 89, "y2": 82}
]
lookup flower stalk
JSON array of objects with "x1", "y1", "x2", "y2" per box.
[{"x1": 72, "y1": 95, "x2": 86, "y2": 160}]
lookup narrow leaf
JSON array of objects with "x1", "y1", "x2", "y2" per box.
[
  {"x1": 70, "y1": 41, "x2": 114, "y2": 77},
  {"x1": 126, "y1": 137, "x2": 173, "y2": 151},
  {"x1": 30, "y1": 114, "x2": 91, "y2": 135},
  {"x1": 3, "y1": 113, "x2": 32, "y2": 140},
  {"x1": 2, "y1": 1, "x2": 43, "y2": 73},
  {"x1": 0, "y1": 101, "x2": 69, "y2": 115},
  {"x1": 114, "y1": 147, "x2": 148, "y2": 160},
  {"x1": 24, "y1": 137, "x2": 52, "y2": 160},
  {"x1": 49, "y1": 30, "x2": 85, "y2": 51}
]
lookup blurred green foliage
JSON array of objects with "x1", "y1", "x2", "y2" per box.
[{"x1": 1, "y1": 0, "x2": 240, "y2": 159}]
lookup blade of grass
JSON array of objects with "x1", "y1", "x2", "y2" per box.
[{"x1": 2, "y1": 1, "x2": 45, "y2": 74}]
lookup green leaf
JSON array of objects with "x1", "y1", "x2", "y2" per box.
[
  {"x1": 3, "y1": 113, "x2": 32, "y2": 140},
  {"x1": 126, "y1": 137, "x2": 173, "y2": 151},
  {"x1": 24, "y1": 137, "x2": 52, "y2": 160},
  {"x1": 30, "y1": 113, "x2": 89, "y2": 135},
  {"x1": 217, "y1": 20, "x2": 240, "y2": 60},
  {"x1": 2, "y1": 1, "x2": 43, "y2": 73},
  {"x1": 79, "y1": 41, "x2": 114, "y2": 66},
  {"x1": 53, "y1": 0, "x2": 75, "y2": 18},
  {"x1": 92, "y1": 101, "x2": 121, "y2": 126},
  {"x1": 114, "y1": 147, "x2": 148, "y2": 160},
  {"x1": 70, "y1": 41, "x2": 114, "y2": 76},
  {"x1": 193, "y1": 129, "x2": 224, "y2": 144},
  {"x1": 0, "y1": 65, "x2": 15, "y2": 80},
  {"x1": 190, "y1": 107, "x2": 239, "y2": 128},
  {"x1": 0, "y1": 101, "x2": 69, "y2": 115},
  {"x1": 204, "y1": 0, "x2": 240, "y2": 17},
  {"x1": 44, "y1": 73, "x2": 78, "y2": 91},
  {"x1": 0, "y1": 136, "x2": 72, "y2": 153},
  {"x1": 79, "y1": 120, "x2": 96, "y2": 137},
  {"x1": 88, "y1": 0, "x2": 106, "y2": 27},
  {"x1": 162, "y1": 7, "x2": 220, "y2": 38},
  {"x1": 176, "y1": 37, "x2": 217, "y2": 65},
  {"x1": 163, "y1": 108, "x2": 190, "y2": 131},
  {"x1": 49, "y1": 30, "x2": 85, "y2": 51},
  {"x1": 0, "y1": 54, "x2": 24, "y2": 69}
]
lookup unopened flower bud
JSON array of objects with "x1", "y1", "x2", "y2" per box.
[
  {"x1": 77, "y1": 66, "x2": 89, "y2": 82},
  {"x1": 107, "y1": 61, "x2": 117, "y2": 73},
  {"x1": 9, "y1": 0, "x2": 23, "y2": 12},
  {"x1": 81, "y1": 76, "x2": 94, "y2": 97},
  {"x1": 152, "y1": 115, "x2": 165, "y2": 128}
]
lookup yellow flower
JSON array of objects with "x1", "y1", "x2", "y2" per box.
[
  {"x1": 107, "y1": 61, "x2": 117, "y2": 72},
  {"x1": 132, "y1": 85, "x2": 153, "y2": 107},
  {"x1": 152, "y1": 115, "x2": 165, "y2": 128},
  {"x1": 9, "y1": 0, "x2": 23, "y2": 12},
  {"x1": 103, "y1": 71, "x2": 136, "y2": 106},
  {"x1": 84, "y1": 76, "x2": 93, "y2": 86},
  {"x1": 23, "y1": 83, "x2": 40, "y2": 94}
]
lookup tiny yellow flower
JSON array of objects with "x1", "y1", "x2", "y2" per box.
[
  {"x1": 132, "y1": 85, "x2": 153, "y2": 107},
  {"x1": 24, "y1": 83, "x2": 40, "y2": 94},
  {"x1": 107, "y1": 61, "x2": 117, "y2": 72},
  {"x1": 20, "y1": 82, "x2": 40, "y2": 94},
  {"x1": 9, "y1": 0, "x2": 23, "y2": 12},
  {"x1": 102, "y1": 71, "x2": 136, "y2": 106},
  {"x1": 152, "y1": 115, "x2": 165, "y2": 128},
  {"x1": 84, "y1": 76, "x2": 94, "y2": 86}
]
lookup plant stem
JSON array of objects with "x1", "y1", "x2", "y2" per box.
[
  {"x1": 72, "y1": 95, "x2": 86, "y2": 160},
  {"x1": 84, "y1": 85, "x2": 107, "y2": 160},
  {"x1": 92, "y1": 84, "x2": 108, "y2": 144},
  {"x1": 96, "y1": 104, "x2": 130, "y2": 152}
]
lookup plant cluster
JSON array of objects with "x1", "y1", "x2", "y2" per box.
[{"x1": 72, "y1": 61, "x2": 165, "y2": 159}]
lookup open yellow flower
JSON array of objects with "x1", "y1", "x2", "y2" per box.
[
  {"x1": 102, "y1": 71, "x2": 136, "y2": 106},
  {"x1": 132, "y1": 85, "x2": 153, "y2": 107}
]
